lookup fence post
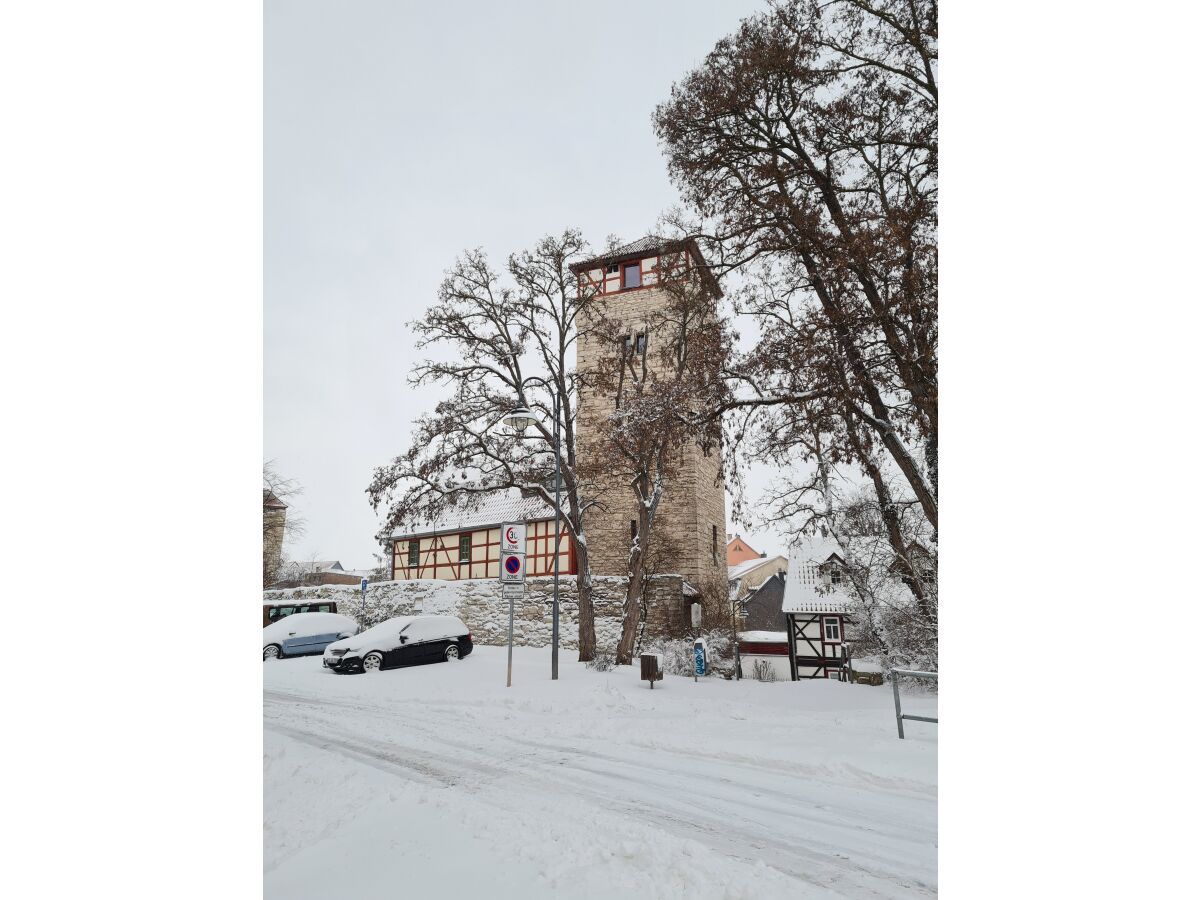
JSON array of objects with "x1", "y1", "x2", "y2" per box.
[{"x1": 892, "y1": 674, "x2": 905, "y2": 739}]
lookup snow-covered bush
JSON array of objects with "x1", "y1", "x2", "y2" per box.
[
  {"x1": 641, "y1": 630, "x2": 733, "y2": 678},
  {"x1": 586, "y1": 649, "x2": 615, "y2": 672},
  {"x1": 751, "y1": 658, "x2": 777, "y2": 682}
]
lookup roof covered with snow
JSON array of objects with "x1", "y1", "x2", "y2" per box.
[
  {"x1": 782, "y1": 529, "x2": 853, "y2": 614},
  {"x1": 729, "y1": 555, "x2": 787, "y2": 582},
  {"x1": 392, "y1": 488, "x2": 557, "y2": 539},
  {"x1": 280, "y1": 560, "x2": 345, "y2": 575}
]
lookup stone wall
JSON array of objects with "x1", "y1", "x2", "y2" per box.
[{"x1": 263, "y1": 574, "x2": 687, "y2": 652}]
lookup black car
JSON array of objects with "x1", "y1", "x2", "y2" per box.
[{"x1": 322, "y1": 614, "x2": 473, "y2": 673}]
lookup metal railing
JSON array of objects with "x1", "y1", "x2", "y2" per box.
[{"x1": 890, "y1": 669, "x2": 938, "y2": 739}]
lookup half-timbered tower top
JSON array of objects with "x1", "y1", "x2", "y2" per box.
[{"x1": 568, "y1": 235, "x2": 722, "y2": 299}]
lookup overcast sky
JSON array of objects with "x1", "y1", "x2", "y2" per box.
[{"x1": 266, "y1": 0, "x2": 790, "y2": 570}]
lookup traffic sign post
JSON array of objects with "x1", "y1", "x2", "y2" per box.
[{"x1": 500, "y1": 524, "x2": 526, "y2": 687}]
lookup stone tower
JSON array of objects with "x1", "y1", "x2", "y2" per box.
[
  {"x1": 570, "y1": 237, "x2": 728, "y2": 598},
  {"x1": 263, "y1": 490, "x2": 288, "y2": 587}
]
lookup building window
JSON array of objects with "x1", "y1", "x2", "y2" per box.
[
  {"x1": 605, "y1": 263, "x2": 619, "y2": 274},
  {"x1": 830, "y1": 566, "x2": 844, "y2": 587},
  {"x1": 458, "y1": 533, "x2": 471, "y2": 563},
  {"x1": 407, "y1": 540, "x2": 419, "y2": 566},
  {"x1": 823, "y1": 617, "x2": 841, "y2": 641},
  {"x1": 712, "y1": 525, "x2": 718, "y2": 564},
  {"x1": 622, "y1": 262, "x2": 641, "y2": 289},
  {"x1": 634, "y1": 333, "x2": 646, "y2": 354}
]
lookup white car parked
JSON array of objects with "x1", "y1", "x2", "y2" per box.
[{"x1": 263, "y1": 611, "x2": 360, "y2": 660}]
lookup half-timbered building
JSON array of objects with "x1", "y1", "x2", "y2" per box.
[
  {"x1": 390, "y1": 489, "x2": 573, "y2": 581},
  {"x1": 782, "y1": 530, "x2": 853, "y2": 680}
]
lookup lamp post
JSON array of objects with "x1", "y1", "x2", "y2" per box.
[{"x1": 500, "y1": 393, "x2": 562, "y2": 681}]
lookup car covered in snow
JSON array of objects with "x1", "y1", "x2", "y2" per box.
[
  {"x1": 263, "y1": 611, "x2": 360, "y2": 661},
  {"x1": 323, "y1": 614, "x2": 472, "y2": 673}
]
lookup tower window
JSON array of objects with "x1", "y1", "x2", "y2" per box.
[
  {"x1": 634, "y1": 333, "x2": 646, "y2": 354},
  {"x1": 631, "y1": 520, "x2": 638, "y2": 543},
  {"x1": 622, "y1": 262, "x2": 641, "y2": 289},
  {"x1": 712, "y1": 525, "x2": 718, "y2": 564}
]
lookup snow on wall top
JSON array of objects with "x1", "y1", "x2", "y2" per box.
[
  {"x1": 782, "y1": 529, "x2": 853, "y2": 613},
  {"x1": 737, "y1": 630, "x2": 787, "y2": 643},
  {"x1": 392, "y1": 488, "x2": 558, "y2": 539}
]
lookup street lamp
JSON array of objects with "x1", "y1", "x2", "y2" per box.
[
  {"x1": 500, "y1": 395, "x2": 562, "y2": 681},
  {"x1": 500, "y1": 405, "x2": 537, "y2": 434}
]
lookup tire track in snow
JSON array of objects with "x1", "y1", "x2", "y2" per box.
[{"x1": 265, "y1": 687, "x2": 935, "y2": 898}]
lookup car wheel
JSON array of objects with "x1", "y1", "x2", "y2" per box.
[
  {"x1": 263, "y1": 644, "x2": 282, "y2": 660},
  {"x1": 444, "y1": 644, "x2": 460, "y2": 661},
  {"x1": 362, "y1": 652, "x2": 383, "y2": 673}
]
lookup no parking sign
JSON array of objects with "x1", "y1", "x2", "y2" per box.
[{"x1": 500, "y1": 551, "x2": 525, "y2": 584}]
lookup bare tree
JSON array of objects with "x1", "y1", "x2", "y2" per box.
[
  {"x1": 828, "y1": 485, "x2": 938, "y2": 671},
  {"x1": 649, "y1": 0, "x2": 937, "y2": 666},
  {"x1": 654, "y1": 0, "x2": 938, "y2": 528},
  {"x1": 367, "y1": 230, "x2": 603, "y2": 660}
]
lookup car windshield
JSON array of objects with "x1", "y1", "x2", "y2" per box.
[{"x1": 356, "y1": 618, "x2": 414, "y2": 642}]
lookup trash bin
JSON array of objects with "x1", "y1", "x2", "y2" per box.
[{"x1": 640, "y1": 653, "x2": 663, "y2": 688}]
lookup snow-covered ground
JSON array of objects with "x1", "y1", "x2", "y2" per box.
[{"x1": 264, "y1": 645, "x2": 937, "y2": 899}]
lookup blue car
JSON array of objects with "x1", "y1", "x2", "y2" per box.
[{"x1": 263, "y1": 611, "x2": 360, "y2": 660}]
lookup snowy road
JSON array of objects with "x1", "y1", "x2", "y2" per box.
[{"x1": 264, "y1": 646, "x2": 937, "y2": 899}]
